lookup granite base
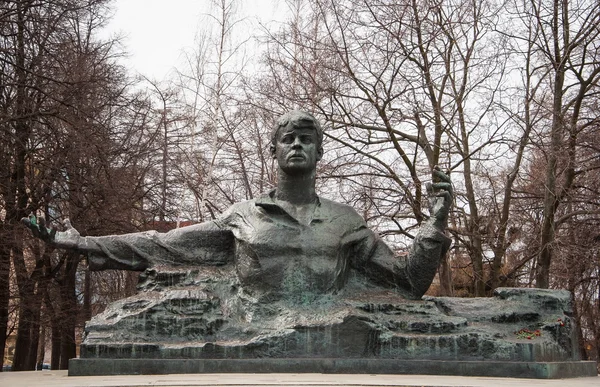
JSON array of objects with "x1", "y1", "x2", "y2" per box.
[{"x1": 68, "y1": 358, "x2": 598, "y2": 379}]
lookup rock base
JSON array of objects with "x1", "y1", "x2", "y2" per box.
[
  {"x1": 68, "y1": 358, "x2": 598, "y2": 378},
  {"x1": 70, "y1": 268, "x2": 597, "y2": 379}
]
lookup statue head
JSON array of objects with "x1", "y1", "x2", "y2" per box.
[
  {"x1": 270, "y1": 110, "x2": 324, "y2": 149},
  {"x1": 270, "y1": 111, "x2": 324, "y2": 175}
]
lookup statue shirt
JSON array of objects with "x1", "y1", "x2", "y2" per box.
[{"x1": 83, "y1": 191, "x2": 451, "y2": 299}]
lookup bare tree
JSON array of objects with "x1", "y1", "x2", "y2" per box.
[
  {"x1": 174, "y1": 0, "x2": 272, "y2": 221},
  {"x1": 259, "y1": 0, "x2": 517, "y2": 296},
  {"x1": 0, "y1": 0, "x2": 161, "y2": 370},
  {"x1": 501, "y1": 0, "x2": 600, "y2": 288}
]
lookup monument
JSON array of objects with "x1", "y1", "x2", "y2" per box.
[{"x1": 23, "y1": 111, "x2": 596, "y2": 378}]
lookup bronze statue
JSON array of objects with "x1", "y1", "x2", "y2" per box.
[
  {"x1": 25, "y1": 112, "x2": 591, "y2": 378},
  {"x1": 23, "y1": 110, "x2": 452, "y2": 300}
]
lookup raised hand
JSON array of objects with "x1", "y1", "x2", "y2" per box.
[{"x1": 426, "y1": 166, "x2": 453, "y2": 230}]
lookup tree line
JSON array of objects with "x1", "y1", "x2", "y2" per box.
[{"x1": 1, "y1": 0, "x2": 599, "y2": 370}]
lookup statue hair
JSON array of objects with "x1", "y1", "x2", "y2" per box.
[{"x1": 271, "y1": 110, "x2": 324, "y2": 147}]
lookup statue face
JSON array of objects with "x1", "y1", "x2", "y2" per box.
[{"x1": 272, "y1": 124, "x2": 323, "y2": 174}]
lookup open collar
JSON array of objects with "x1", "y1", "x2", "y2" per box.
[{"x1": 254, "y1": 190, "x2": 325, "y2": 223}]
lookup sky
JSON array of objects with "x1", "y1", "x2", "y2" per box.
[{"x1": 101, "y1": 0, "x2": 285, "y2": 80}]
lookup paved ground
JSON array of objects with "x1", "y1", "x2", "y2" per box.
[{"x1": 0, "y1": 371, "x2": 599, "y2": 387}]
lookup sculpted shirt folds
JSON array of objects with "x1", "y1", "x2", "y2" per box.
[{"x1": 83, "y1": 191, "x2": 451, "y2": 299}]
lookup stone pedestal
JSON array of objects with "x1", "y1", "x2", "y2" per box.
[{"x1": 69, "y1": 266, "x2": 597, "y2": 378}]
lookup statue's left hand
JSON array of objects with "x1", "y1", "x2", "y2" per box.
[{"x1": 426, "y1": 167, "x2": 453, "y2": 230}]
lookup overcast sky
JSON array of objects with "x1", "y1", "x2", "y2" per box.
[{"x1": 102, "y1": 0, "x2": 285, "y2": 80}]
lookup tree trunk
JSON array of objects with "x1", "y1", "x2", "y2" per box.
[
  {"x1": 0, "y1": 229, "x2": 10, "y2": 371},
  {"x1": 535, "y1": 0, "x2": 566, "y2": 289},
  {"x1": 37, "y1": 324, "x2": 46, "y2": 370},
  {"x1": 44, "y1": 285, "x2": 61, "y2": 370},
  {"x1": 12, "y1": 243, "x2": 46, "y2": 371},
  {"x1": 50, "y1": 318, "x2": 61, "y2": 371},
  {"x1": 471, "y1": 241, "x2": 485, "y2": 297},
  {"x1": 59, "y1": 252, "x2": 79, "y2": 369},
  {"x1": 11, "y1": 239, "x2": 37, "y2": 371},
  {"x1": 12, "y1": 275, "x2": 43, "y2": 371},
  {"x1": 11, "y1": 0, "x2": 36, "y2": 370},
  {"x1": 26, "y1": 300, "x2": 41, "y2": 370},
  {"x1": 438, "y1": 253, "x2": 453, "y2": 296},
  {"x1": 12, "y1": 285, "x2": 34, "y2": 371}
]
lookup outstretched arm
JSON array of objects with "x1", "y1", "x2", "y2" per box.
[
  {"x1": 83, "y1": 223, "x2": 234, "y2": 270},
  {"x1": 22, "y1": 215, "x2": 235, "y2": 271}
]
